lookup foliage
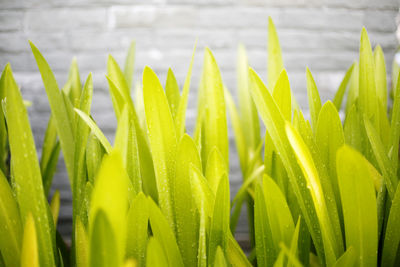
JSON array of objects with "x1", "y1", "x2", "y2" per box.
[{"x1": 0, "y1": 18, "x2": 399, "y2": 267}]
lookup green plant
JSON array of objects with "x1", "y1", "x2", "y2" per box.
[{"x1": 0, "y1": 17, "x2": 399, "y2": 267}]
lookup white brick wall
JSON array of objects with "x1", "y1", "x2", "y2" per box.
[{"x1": 0, "y1": 0, "x2": 398, "y2": 238}]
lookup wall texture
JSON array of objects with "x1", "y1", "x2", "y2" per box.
[{"x1": 0, "y1": 0, "x2": 399, "y2": 239}]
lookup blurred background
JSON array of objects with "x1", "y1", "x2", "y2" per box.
[{"x1": 0, "y1": 0, "x2": 399, "y2": 242}]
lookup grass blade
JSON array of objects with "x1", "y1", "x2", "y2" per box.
[
  {"x1": 0, "y1": 170, "x2": 22, "y2": 266},
  {"x1": 249, "y1": 67, "x2": 325, "y2": 264},
  {"x1": 89, "y1": 150, "x2": 129, "y2": 265},
  {"x1": 334, "y1": 247, "x2": 356, "y2": 267},
  {"x1": 306, "y1": 68, "x2": 322, "y2": 130},
  {"x1": 174, "y1": 134, "x2": 200, "y2": 267},
  {"x1": 332, "y1": 63, "x2": 355, "y2": 110},
  {"x1": 263, "y1": 176, "x2": 295, "y2": 252},
  {"x1": 175, "y1": 41, "x2": 197, "y2": 140},
  {"x1": 74, "y1": 108, "x2": 112, "y2": 153},
  {"x1": 4, "y1": 64, "x2": 56, "y2": 266},
  {"x1": 30, "y1": 41, "x2": 75, "y2": 181},
  {"x1": 389, "y1": 74, "x2": 400, "y2": 173},
  {"x1": 337, "y1": 145, "x2": 378, "y2": 267},
  {"x1": 124, "y1": 41, "x2": 136, "y2": 90},
  {"x1": 267, "y1": 17, "x2": 284, "y2": 89},
  {"x1": 73, "y1": 73, "x2": 94, "y2": 227},
  {"x1": 143, "y1": 66, "x2": 177, "y2": 232},
  {"x1": 359, "y1": 28, "x2": 378, "y2": 130},
  {"x1": 255, "y1": 183, "x2": 274, "y2": 267},
  {"x1": 285, "y1": 122, "x2": 340, "y2": 265},
  {"x1": 148, "y1": 198, "x2": 184, "y2": 267},
  {"x1": 381, "y1": 182, "x2": 400, "y2": 267},
  {"x1": 237, "y1": 44, "x2": 261, "y2": 151},
  {"x1": 89, "y1": 210, "x2": 119, "y2": 267},
  {"x1": 316, "y1": 101, "x2": 345, "y2": 214},
  {"x1": 201, "y1": 48, "x2": 229, "y2": 169},
  {"x1": 146, "y1": 237, "x2": 168, "y2": 267},
  {"x1": 126, "y1": 192, "x2": 149, "y2": 267},
  {"x1": 208, "y1": 174, "x2": 230, "y2": 266},
  {"x1": 20, "y1": 214, "x2": 39, "y2": 267},
  {"x1": 374, "y1": 45, "x2": 387, "y2": 109},
  {"x1": 364, "y1": 116, "x2": 397, "y2": 199},
  {"x1": 165, "y1": 68, "x2": 180, "y2": 119}
]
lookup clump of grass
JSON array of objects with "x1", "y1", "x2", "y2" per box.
[{"x1": 0, "y1": 17, "x2": 399, "y2": 267}]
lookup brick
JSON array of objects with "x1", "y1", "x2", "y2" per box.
[
  {"x1": 109, "y1": 5, "x2": 197, "y2": 29},
  {"x1": 25, "y1": 8, "x2": 107, "y2": 32},
  {"x1": 363, "y1": 10, "x2": 398, "y2": 32},
  {"x1": 0, "y1": 11, "x2": 24, "y2": 31},
  {"x1": 275, "y1": 8, "x2": 364, "y2": 31}
]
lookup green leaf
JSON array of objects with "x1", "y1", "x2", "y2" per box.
[
  {"x1": 333, "y1": 63, "x2": 355, "y2": 110},
  {"x1": 148, "y1": 198, "x2": 184, "y2": 267},
  {"x1": 334, "y1": 247, "x2": 356, "y2": 267},
  {"x1": 206, "y1": 147, "x2": 227, "y2": 195},
  {"x1": 285, "y1": 122, "x2": 340, "y2": 265},
  {"x1": 114, "y1": 106, "x2": 142, "y2": 194},
  {"x1": 226, "y1": 234, "x2": 253, "y2": 267},
  {"x1": 197, "y1": 200, "x2": 207, "y2": 267},
  {"x1": 237, "y1": 44, "x2": 261, "y2": 151},
  {"x1": 225, "y1": 87, "x2": 247, "y2": 172},
  {"x1": 165, "y1": 68, "x2": 180, "y2": 119},
  {"x1": 143, "y1": 66, "x2": 177, "y2": 232},
  {"x1": 50, "y1": 190, "x2": 60, "y2": 227},
  {"x1": 75, "y1": 217, "x2": 88, "y2": 267},
  {"x1": 316, "y1": 101, "x2": 345, "y2": 212},
  {"x1": 175, "y1": 41, "x2": 197, "y2": 140},
  {"x1": 126, "y1": 192, "x2": 149, "y2": 267},
  {"x1": 30, "y1": 41, "x2": 75, "y2": 181},
  {"x1": 267, "y1": 17, "x2": 284, "y2": 89},
  {"x1": 208, "y1": 174, "x2": 230, "y2": 266},
  {"x1": 174, "y1": 134, "x2": 200, "y2": 267},
  {"x1": 263, "y1": 176, "x2": 295, "y2": 251},
  {"x1": 108, "y1": 55, "x2": 130, "y2": 99},
  {"x1": 364, "y1": 116, "x2": 397, "y2": 199},
  {"x1": 374, "y1": 45, "x2": 388, "y2": 109},
  {"x1": 255, "y1": 182, "x2": 277, "y2": 267},
  {"x1": 190, "y1": 164, "x2": 215, "y2": 219},
  {"x1": 346, "y1": 64, "x2": 360, "y2": 116},
  {"x1": 306, "y1": 67, "x2": 322, "y2": 130},
  {"x1": 74, "y1": 108, "x2": 112, "y2": 153},
  {"x1": 89, "y1": 150, "x2": 129, "y2": 265},
  {"x1": 4, "y1": 64, "x2": 56, "y2": 267},
  {"x1": 273, "y1": 69, "x2": 292, "y2": 121},
  {"x1": 201, "y1": 48, "x2": 229, "y2": 169},
  {"x1": 344, "y1": 104, "x2": 363, "y2": 152},
  {"x1": 106, "y1": 75, "x2": 126, "y2": 120},
  {"x1": 381, "y1": 182, "x2": 400, "y2": 267},
  {"x1": 146, "y1": 237, "x2": 168, "y2": 267},
  {"x1": 20, "y1": 214, "x2": 39, "y2": 267},
  {"x1": 336, "y1": 145, "x2": 378, "y2": 267},
  {"x1": 0, "y1": 170, "x2": 22, "y2": 267},
  {"x1": 124, "y1": 41, "x2": 136, "y2": 90},
  {"x1": 0, "y1": 67, "x2": 8, "y2": 176},
  {"x1": 66, "y1": 57, "x2": 82, "y2": 107},
  {"x1": 40, "y1": 116, "x2": 61, "y2": 196},
  {"x1": 359, "y1": 28, "x2": 378, "y2": 129},
  {"x1": 73, "y1": 73, "x2": 94, "y2": 226},
  {"x1": 214, "y1": 246, "x2": 228, "y2": 267},
  {"x1": 89, "y1": 210, "x2": 119, "y2": 267},
  {"x1": 389, "y1": 74, "x2": 400, "y2": 173},
  {"x1": 86, "y1": 133, "x2": 105, "y2": 184},
  {"x1": 249, "y1": 67, "x2": 325, "y2": 264}
]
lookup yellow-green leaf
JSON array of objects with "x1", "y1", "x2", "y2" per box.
[
  {"x1": 336, "y1": 145, "x2": 378, "y2": 267},
  {"x1": 20, "y1": 214, "x2": 39, "y2": 267},
  {"x1": 143, "y1": 66, "x2": 177, "y2": 232}
]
